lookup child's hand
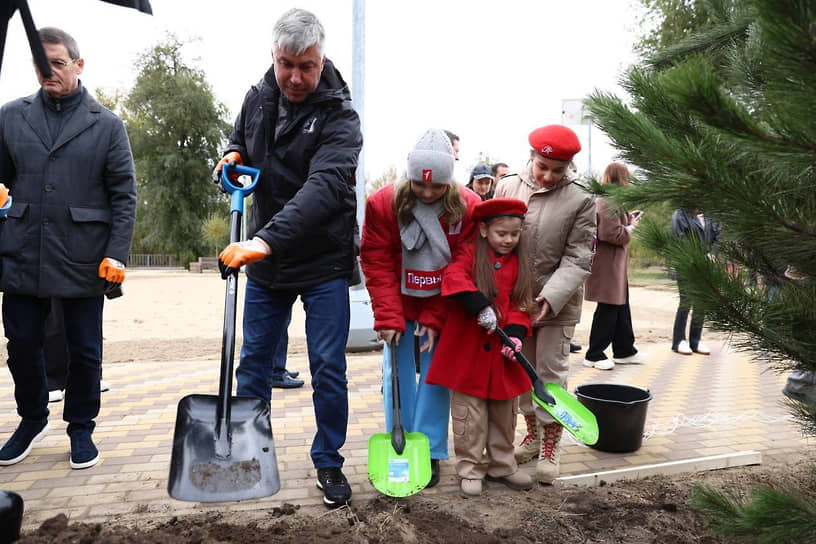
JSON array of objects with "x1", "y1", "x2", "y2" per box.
[
  {"x1": 477, "y1": 306, "x2": 497, "y2": 333},
  {"x1": 501, "y1": 337, "x2": 522, "y2": 360},
  {"x1": 415, "y1": 325, "x2": 438, "y2": 352}
]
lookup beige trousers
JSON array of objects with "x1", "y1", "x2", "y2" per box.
[
  {"x1": 451, "y1": 390, "x2": 517, "y2": 480},
  {"x1": 517, "y1": 325, "x2": 575, "y2": 423}
]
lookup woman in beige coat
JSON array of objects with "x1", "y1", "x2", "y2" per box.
[
  {"x1": 494, "y1": 125, "x2": 595, "y2": 484},
  {"x1": 582, "y1": 163, "x2": 644, "y2": 370}
]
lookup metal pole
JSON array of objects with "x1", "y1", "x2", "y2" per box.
[{"x1": 352, "y1": 0, "x2": 366, "y2": 229}]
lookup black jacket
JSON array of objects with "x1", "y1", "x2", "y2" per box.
[
  {"x1": 226, "y1": 59, "x2": 363, "y2": 290},
  {"x1": 670, "y1": 209, "x2": 721, "y2": 253},
  {"x1": 0, "y1": 86, "x2": 136, "y2": 297}
]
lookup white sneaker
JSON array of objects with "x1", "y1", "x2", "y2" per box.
[
  {"x1": 693, "y1": 343, "x2": 711, "y2": 355},
  {"x1": 582, "y1": 358, "x2": 614, "y2": 370},
  {"x1": 614, "y1": 352, "x2": 645, "y2": 364},
  {"x1": 48, "y1": 389, "x2": 64, "y2": 403},
  {"x1": 674, "y1": 340, "x2": 693, "y2": 355},
  {"x1": 100, "y1": 380, "x2": 110, "y2": 392}
]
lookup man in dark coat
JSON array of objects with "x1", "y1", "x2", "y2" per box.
[
  {"x1": 0, "y1": 27, "x2": 136, "y2": 470},
  {"x1": 214, "y1": 8, "x2": 362, "y2": 508}
]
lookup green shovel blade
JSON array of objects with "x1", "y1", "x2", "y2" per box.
[
  {"x1": 532, "y1": 382, "x2": 599, "y2": 446},
  {"x1": 368, "y1": 431, "x2": 432, "y2": 497}
]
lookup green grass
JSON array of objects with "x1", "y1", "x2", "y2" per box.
[{"x1": 629, "y1": 265, "x2": 675, "y2": 288}]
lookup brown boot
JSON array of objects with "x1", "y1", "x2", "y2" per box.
[
  {"x1": 513, "y1": 414, "x2": 540, "y2": 464},
  {"x1": 536, "y1": 422, "x2": 562, "y2": 484}
]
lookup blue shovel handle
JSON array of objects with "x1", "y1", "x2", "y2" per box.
[{"x1": 221, "y1": 163, "x2": 260, "y2": 214}]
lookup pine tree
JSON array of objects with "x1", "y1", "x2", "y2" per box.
[{"x1": 586, "y1": 0, "x2": 816, "y2": 540}]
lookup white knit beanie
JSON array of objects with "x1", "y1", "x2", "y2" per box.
[{"x1": 406, "y1": 129, "x2": 455, "y2": 185}]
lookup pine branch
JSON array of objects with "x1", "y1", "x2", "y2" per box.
[{"x1": 691, "y1": 483, "x2": 816, "y2": 542}]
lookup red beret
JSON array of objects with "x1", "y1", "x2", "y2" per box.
[
  {"x1": 473, "y1": 198, "x2": 528, "y2": 222},
  {"x1": 528, "y1": 125, "x2": 581, "y2": 161}
]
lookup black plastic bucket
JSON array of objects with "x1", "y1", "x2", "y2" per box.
[{"x1": 574, "y1": 383, "x2": 652, "y2": 453}]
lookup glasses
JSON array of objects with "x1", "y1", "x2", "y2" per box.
[{"x1": 47, "y1": 58, "x2": 78, "y2": 70}]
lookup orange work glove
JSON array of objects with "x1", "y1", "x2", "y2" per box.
[
  {"x1": 218, "y1": 237, "x2": 270, "y2": 275},
  {"x1": 98, "y1": 257, "x2": 126, "y2": 284},
  {"x1": 0, "y1": 183, "x2": 9, "y2": 209},
  {"x1": 212, "y1": 151, "x2": 243, "y2": 184}
]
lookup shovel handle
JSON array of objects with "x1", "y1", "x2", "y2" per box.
[
  {"x1": 389, "y1": 340, "x2": 406, "y2": 455},
  {"x1": 221, "y1": 164, "x2": 260, "y2": 214},
  {"x1": 495, "y1": 328, "x2": 556, "y2": 406}
]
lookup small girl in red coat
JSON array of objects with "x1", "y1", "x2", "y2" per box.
[{"x1": 426, "y1": 198, "x2": 537, "y2": 498}]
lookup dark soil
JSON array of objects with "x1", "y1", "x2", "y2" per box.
[{"x1": 18, "y1": 458, "x2": 814, "y2": 543}]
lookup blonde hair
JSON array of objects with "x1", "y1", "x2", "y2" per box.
[{"x1": 392, "y1": 179, "x2": 465, "y2": 226}]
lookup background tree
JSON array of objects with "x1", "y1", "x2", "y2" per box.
[
  {"x1": 201, "y1": 212, "x2": 230, "y2": 257},
  {"x1": 119, "y1": 35, "x2": 232, "y2": 266},
  {"x1": 367, "y1": 165, "x2": 398, "y2": 196},
  {"x1": 587, "y1": 0, "x2": 816, "y2": 539},
  {"x1": 634, "y1": 0, "x2": 732, "y2": 56}
]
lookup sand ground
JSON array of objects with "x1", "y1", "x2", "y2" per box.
[{"x1": 1, "y1": 269, "x2": 698, "y2": 364}]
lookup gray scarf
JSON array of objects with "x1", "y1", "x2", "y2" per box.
[{"x1": 399, "y1": 200, "x2": 451, "y2": 297}]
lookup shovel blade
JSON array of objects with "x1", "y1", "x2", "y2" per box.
[
  {"x1": 168, "y1": 394, "x2": 280, "y2": 502},
  {"x1": 368, "y1": 431, "x2": 431, "y2": 497},
  {"x1": 533, "y1": 383, "x2": 600, "y2": 446}
]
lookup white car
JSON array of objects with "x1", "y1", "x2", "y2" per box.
[{"x1": 346, "y1": 275, "x2": 380, "y2": 352}]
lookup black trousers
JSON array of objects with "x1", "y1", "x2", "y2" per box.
[
  {"x1": 672, "y1": 279, "x2": 703, "y2": 350},
  {"x1": 2, "y1": 294, "x2": 103, "y2": 435},
  {"x1": 585, "y1": 300, "x2": 637, "y2": 362},
  {"x1": 44, "y1": 298, "x2": 70, "y2": 391}
]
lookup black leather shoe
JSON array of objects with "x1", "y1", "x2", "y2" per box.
[
  {"x1": 569, "y1": 342, "x2": 582, "y2": 353},
  {"x1": 285, "y1": 370, "x2": 300, "y2": 379},
  {"x1": 271, "y1": 375, "x2": 305, "y2": 389},
  {"x1": 426, "y1": 459, "x2": 440, "y2": 488}
]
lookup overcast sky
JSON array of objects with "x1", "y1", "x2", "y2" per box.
[{"x1": 0, "y1": 0, "x2": 645, "y2": 184}]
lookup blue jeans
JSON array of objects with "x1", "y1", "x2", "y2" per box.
[
  {"x1": 2, "y1": 294, "x2": 103, "y2": 435},
  {"x1": 271, "y1": 309, "x2": 292, "y2": 379},
  {"x1": 382, "y1": 320, "x2": 450, "y2": 460},
  {"x1": 237, "y1": 278, "x2": 350, "y2": 468}
]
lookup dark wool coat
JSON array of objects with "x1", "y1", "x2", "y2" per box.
[
  {"x1": 425, "y1": 243, "x2": 532, "y2": 400},
  {"x1": 0, "y1": 87, "x2": 136, "y2": 297},
  {"x1": 360, "y1": 183, "x2": 481, "y2": 332},
  {"x1": 584, "y1": 198, "x2": 631, "y2": 305},
  {"x1": 225, "y1": 59, "x2": 363, "y2": 290}
]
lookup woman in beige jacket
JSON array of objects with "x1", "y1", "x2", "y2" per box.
[
  {"x1": 494, "y1": 125, "x2": 596, "y2": 483},
  {"x1": 582, "y1": 163, "x2": 644, "y2": 370}
]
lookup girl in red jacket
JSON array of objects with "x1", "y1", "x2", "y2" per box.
[
  {"x1": 426, "y1": 198, "x2": 536, "y2": 497},
  {"x1": 360, "y1": 129, "x2": 481, "y2": 487}
]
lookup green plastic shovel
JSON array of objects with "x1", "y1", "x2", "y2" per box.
[
  {"x1": 367, "y1": 340, "x2": 432, "y2": 497},
  {"x1": 496, "y1": 328, "x2": 599, "y2": 446}
]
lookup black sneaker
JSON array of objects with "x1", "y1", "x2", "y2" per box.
[
  {"x1": 316, "y1": 467, "x2": 351, "y2": 507},
  {"x1": 285, "y1": 370, "x2": 300, "y2": 379},
  {"x1": 569, "y1": 342, "x2": 582, "y2": 353},
  {"x1": 69, "y1": 430, "x2": 99, "y2": 469},
  {"x1": 426, "y1": 459, "x2": 440, "y2": 488},
  {"x1": 271, "y1": 375, "x2": 305, "y2": 389},
  {"x1": 0, "y1": 420, "x2": 49, "y2": 466}
]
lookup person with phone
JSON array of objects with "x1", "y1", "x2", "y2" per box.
[{"x1": 582, "y1": 163, "x2": 644, "y2": 370}]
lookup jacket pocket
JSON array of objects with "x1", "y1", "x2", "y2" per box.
[
  {"x1": 69, "y1": 207, "x2": 111, "y2": 264},
  {"x1": 0, "y1": 202, "x2": 30, "y2": 257}
]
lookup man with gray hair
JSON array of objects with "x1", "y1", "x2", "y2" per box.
[
  {"x1": 213, "y1": 8, "x2": 362, "y2": 507},
  {"x1": 0, "y1": 27, "x2": 136, "y2": 470}
]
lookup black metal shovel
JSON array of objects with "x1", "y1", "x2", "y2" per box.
[{"x1": 168, "y1": 163, "x2": 280, "y2": 502}]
